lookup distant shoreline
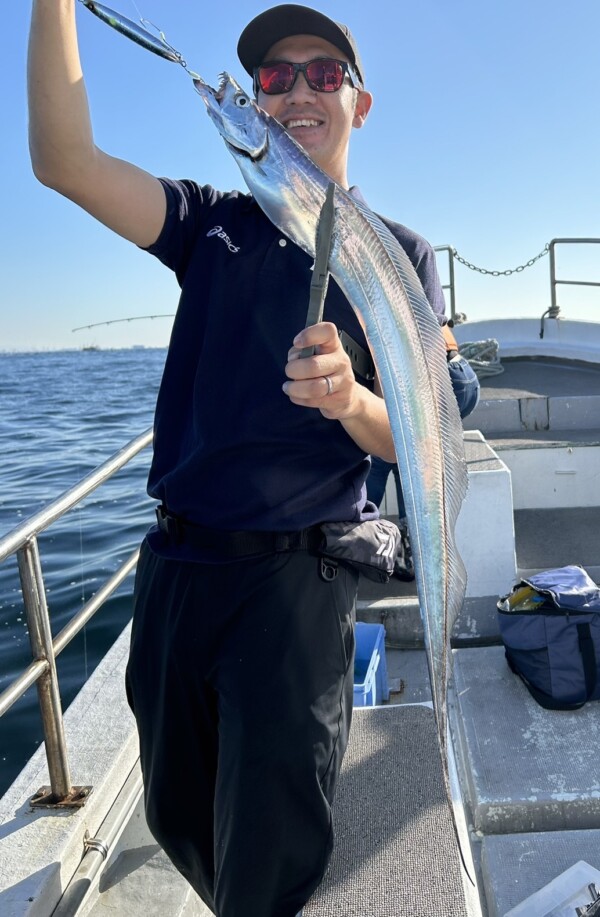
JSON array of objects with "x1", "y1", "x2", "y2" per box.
[{"x1": 0, "y1": 346, "x2": 168, "y2": 355}]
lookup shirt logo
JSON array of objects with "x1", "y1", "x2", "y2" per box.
[{"x1": 207, "y1": 225, "x2": 240, "y2": 253}]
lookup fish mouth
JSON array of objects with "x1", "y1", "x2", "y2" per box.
[
  {"x1": 224, "y1": 135, "x2": 268, "y2": 162},
  {"x1": 193, "y1": 75, "x2": 268, "y2": 162}
]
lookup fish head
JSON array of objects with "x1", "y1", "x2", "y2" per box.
[
  {"x1": 193, "y1": 73, "x2": 268, "y2": 163},
  {"x1": 193, "y1": 71, "x2": 326, "y2": 256}
]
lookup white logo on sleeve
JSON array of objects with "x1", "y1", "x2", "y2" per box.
[{"x1": 207, "y1": 226, "x2": 240, "y2": 253}]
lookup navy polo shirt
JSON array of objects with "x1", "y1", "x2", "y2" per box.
[{"x1": 143, "y1": 179, "x2": 445, "y2": 559}]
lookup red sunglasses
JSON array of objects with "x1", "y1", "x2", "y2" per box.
[{"x1": 253, "y1": 58, "x2": 360, "y2": 95}]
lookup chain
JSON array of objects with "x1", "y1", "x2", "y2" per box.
[{"x1": 452, "y1": 243, "x2": 550, "y2": 277}]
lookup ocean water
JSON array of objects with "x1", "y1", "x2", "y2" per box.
[{"x1": 0, "y1": 348, "x2": 166, "y2": 798}]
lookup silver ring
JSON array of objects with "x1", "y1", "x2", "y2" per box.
[{"x1": 324, "y1": 375, "x2": 334, "y2": 396}]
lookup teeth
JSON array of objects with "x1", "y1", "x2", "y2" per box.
[{"x1": 286, "y1": 119, "x2": 320, "y2": 129}]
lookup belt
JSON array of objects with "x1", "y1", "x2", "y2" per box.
[{"x1": 155, "y1": 505, "x2": 323, "y2": 557}]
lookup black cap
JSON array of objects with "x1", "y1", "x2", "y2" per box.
[{"x1": 237, "y1": 4, "x2": 365, "y2": 86}]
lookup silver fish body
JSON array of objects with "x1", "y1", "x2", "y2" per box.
[{"x1": 194, "y1": 74, "x2": 468, "y2": 770}]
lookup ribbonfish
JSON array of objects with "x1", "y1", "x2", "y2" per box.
[{"x1": 192, "y1": 74, "x2": 470, "y2": 855}]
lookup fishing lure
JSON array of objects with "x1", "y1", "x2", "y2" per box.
[{"x1": 78, "y1": 0, "x2": 195, "y2": 71}]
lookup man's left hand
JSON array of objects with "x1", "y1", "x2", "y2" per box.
[{"x1": 283, "y1": 322, "x2": 359, "y2": 420}]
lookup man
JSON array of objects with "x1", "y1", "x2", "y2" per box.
[{"x1": 28, "y1": 4, "x2": 448, "y2": 914}]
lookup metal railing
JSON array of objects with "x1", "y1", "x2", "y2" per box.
[
  {"x1": 436, "y1": 238, "x2": 600, "y2": 324},
  {"x1": 549, "y1": 238, "x2": 600, "y2": 312},
  {"x1": 434, "y1": 245, "x2": 457, "y2": 322},
  {"x1": 0, "y1": 428, "x2": 153, "y2": 806}
]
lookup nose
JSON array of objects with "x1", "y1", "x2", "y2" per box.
[{"x1": 285, "y1": 71, "x2": 317, "y2": 104}]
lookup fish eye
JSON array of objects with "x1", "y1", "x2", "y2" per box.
[{"x1": 234, "y1": 93, "x2": 250, "y2": 108}]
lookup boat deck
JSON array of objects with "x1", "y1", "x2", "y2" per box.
[
  {"x1": 354, "y1": 350, "x2": 600, "y2": 915},
  {"x1": 2, "y1": 340, "x2": 600, "y2": 917},
  {"x1": 464, "y1": 356, "x2": 600, "y2": 439},
  {"x1": 305, "y1": 706, "x2": 470, "y2": 916},
  {"x1": 477, "y1": 356, "x2": 600, "y2": 400}
]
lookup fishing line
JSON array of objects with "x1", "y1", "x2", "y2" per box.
[
  {"x1": 72, "y1": 421, "x2": 89, "y2": 683},
  {"x1": 76, "y1": 497, "x2": 89, "y2": 682},
  {"x1": 127, "y1": 0, "x2": 179, "y2": 61},
  {"x1": 127, "y1": 0, "x2": 166, "y2": 44},
  {"x1": 128, "y1": 0, "x2": 144, "y2": 21}
]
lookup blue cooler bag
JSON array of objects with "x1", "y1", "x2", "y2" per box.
[{"x1": 497, "y1": 565, "x2": 600, "y2": 710}]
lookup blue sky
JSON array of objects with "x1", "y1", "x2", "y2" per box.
[{"x1": 2, "y1": 0, "x2": 599, "y2": 351}]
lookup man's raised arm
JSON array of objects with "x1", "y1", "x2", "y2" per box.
[{"x1": 28, "y1": 0, "x2": 166, "y2": 248}]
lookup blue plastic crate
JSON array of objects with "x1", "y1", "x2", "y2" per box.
[{"x1": 353, "y1": 622, "x2": 389, "y2": 707}]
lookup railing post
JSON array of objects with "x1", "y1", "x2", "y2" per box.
[
  {"x1": 549, "y1": 240, "x2": 557, "y2": 313},
  {"x1": 434, "y1": 246, "x2": 457, "y2": 323},
  {"x1": 448, "y1": 248, "x2": 457, "y2": 323},
  {"x1": 547, "y1": 238, "x2": 600, "y2": 319},
  {"x1": 17, "y1": 537, "x2": 73, "y2": 801},
  {"x1": 0, "y1": 428, "x2": 152, "y2": 806}
]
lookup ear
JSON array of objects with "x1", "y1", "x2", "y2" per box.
[{"x1": 353, "y1": 89, "x2": 373, "y2": 129}]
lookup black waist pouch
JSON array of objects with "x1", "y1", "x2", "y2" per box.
[{"x1": 320, "y1": 519, "x2": 401, "y2": 583}]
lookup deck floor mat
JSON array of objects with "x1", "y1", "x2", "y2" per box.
[{"x1": 305, "y1": 705, "x2": 466, "y2": 917}]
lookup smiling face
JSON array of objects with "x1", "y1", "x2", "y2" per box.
[{"x1": 256, "y1": 34, "x2": 372, "y2": 188}]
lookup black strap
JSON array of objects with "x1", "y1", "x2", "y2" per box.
[
  {"x1": 577, "y1": 622, "x2": 597, "y2": 700},
  {"x1": 338, "y1": 329, "x2": 375, "y2": 381},
  {"x1": 155, "y1": 506, "x2": 323, "y2": 557}
]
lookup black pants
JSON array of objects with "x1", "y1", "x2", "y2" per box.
[{"x1": 126, "y1": 541, "x2": 358, "y2": 917}]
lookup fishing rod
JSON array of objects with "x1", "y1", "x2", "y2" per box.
[{"x1": 72, "y1": 315, "x2": 174, "y2": 332}]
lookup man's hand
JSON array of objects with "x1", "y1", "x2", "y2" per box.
[
  {"x1": 283, "y1": 321, "x2": 396, "y2": 461},
  {"x1": 283, "y1": 322, "x2": 360, "y2": 420}
]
